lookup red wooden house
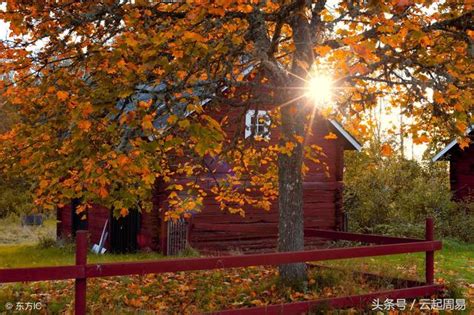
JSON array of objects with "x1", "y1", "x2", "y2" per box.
[
  {"x1": 57, "y1": 106, "x2": 361, "y2": 254},
  {"x1": 432, "y1": 125, "x2": 474, "y2": 200}
]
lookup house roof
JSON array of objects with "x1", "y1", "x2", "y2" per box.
[
  {"x1": 122, "y1": 64, "x2": 362, "y2": 151},
  {"x1": 432, "y1": 125, "x2": 474, "y2": 162},
  {"x1": 328, "y1": 119, "x2": 362, "y2": 151}
]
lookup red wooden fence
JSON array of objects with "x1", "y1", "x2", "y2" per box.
[{"x1": 0, "y1": 218, "x2": 442, "y2": 314}]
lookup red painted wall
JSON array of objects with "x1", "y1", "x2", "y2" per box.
[
  {"x1": 181, "y1": 107, "x2": 349, "y2": 253},
  {"x1": 449, "y1": 141, "x2": 474, "y2": 200},
  {"x1": 58, "y1": 105, "x2": 354, "y2": 253},
  {"x1": 56, "y1": 204, "x2": 109, "y2": 248}
]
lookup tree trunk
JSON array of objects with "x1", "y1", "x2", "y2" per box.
[
  {"x1": 277, "y1": 102, "x2": 307, "y2": 289},
  {"x1": 276, "y1": 0, "x2": 315, "y2": 289}
]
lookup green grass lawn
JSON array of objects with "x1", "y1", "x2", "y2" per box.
[
  {"x1": 1, "y1": 234, "x2": 471, "y2": 284},
  {"x1": 0, "y1": 215, "x2": 166, "y2": 267},
  {"x1": 0, "y1": 243, "x2": 166, "y2": 268},
  {"x1": 0, "y1": 217, "x2": 471, "y2": 285},
  {"x1": 318, "y1": 239, "x2": 474, "y2": 284},
  {"x1": 0, "y1": 215, "x2": 56, "y2": 245}
]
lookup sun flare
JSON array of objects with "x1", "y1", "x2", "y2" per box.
[{"x1": 306, "y1": 74, "x2": 333, "y2": 106}]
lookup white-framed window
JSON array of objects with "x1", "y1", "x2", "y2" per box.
[{"x1": 245, "y1": 110, "x2": 270, "y2": 139}]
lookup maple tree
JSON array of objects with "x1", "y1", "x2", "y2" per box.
[{"x1": 0, "y1": 0, "x2": 472, "y2": 286}]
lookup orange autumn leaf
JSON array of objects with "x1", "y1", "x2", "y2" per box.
[
  {"x1": 381, "y1": 143, "x2": 393, "y2": 157},
  {"x1": 349, "y1": 63, "x2": 369, "y2": 75},
  {"x1": 117, "y1": 155, "x2": 129, "y2": 167},
  {"x1": 413, "y1": 134, "x2": 429, "y2": 144},
  {"x1": 120, "y1": 208, "x2": 129, "y2": 217},
  {"x1": 183, "y1": 31, "x2": 206, "y2": 42},
  {"x1": 56, "y1": 91, "x2": 69, "y2": 101},
  {"x1": 78, "y1": 120, "x2": 92, "y2": 131},
  {"x1": 324, "y1": 132, "x2": 338, "y2": 140},
  {"x1": 314, "y1": 45, "x2": 332, "y2": 57},
  {"x1": 456, "y1": 121, "x2": 467, "y2": 132},
  {"x1": 172, "y1": 50, "x2": 184, "y2": 59},
  {"x1": 98, "y1": 186, "x2": 109, "y2": 198},
  {"x1": 458, "y1": 137, "x2": 470, "y2": 149},
  {"x1": 39, "y1": 179, "x2": 49, "y2": 189}
]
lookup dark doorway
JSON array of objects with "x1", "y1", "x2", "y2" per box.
[
  {"x1": 71, "y1": 198, "x2": 88, "y2": 236},
  {"x1": 110, "y1": 209, "x2": 141, "y2": 253}
]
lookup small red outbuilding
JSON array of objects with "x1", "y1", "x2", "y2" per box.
[
  {"x1": 432, "y1": 125, "x2": 474, "y2": 200},
  {"x1": 57, "y1": 108, "x2": 361, "y2": 254}
]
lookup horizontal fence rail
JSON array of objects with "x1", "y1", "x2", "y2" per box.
[
  {"x1": 304, "y1": 228, "x2": 423, "y2": 244},
  {"x1": 210, "y1": 285, "x2": 443, "y2": 315},
  {"x1": 0, "y1": 241, "x2": 441, "y2": 282},
  {"x1": 85, "y1": 241, "x2": 441, "y2": 278},
  {"x1": 0, "y1": 218, "x2": 441, "y2": 315}
]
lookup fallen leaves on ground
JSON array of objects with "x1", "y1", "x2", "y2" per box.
[{"x1": 1, "y1": 266, "x2": 393, "y2": 314}]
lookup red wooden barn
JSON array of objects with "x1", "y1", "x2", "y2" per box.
[
  {"x1": 57, "y1": 105, "x2": 361, "y2": 254},
  {"x1": 432, "y1": 125, "x2": 474, "y2": 201}
]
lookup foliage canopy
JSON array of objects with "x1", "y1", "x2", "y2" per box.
[{"x1": 0, "y1": 0, "x2": 472, "y2": 219}]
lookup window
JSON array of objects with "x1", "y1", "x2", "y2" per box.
[{"x1": 245, "y1": 110, "x2": 270, "y2": 139}]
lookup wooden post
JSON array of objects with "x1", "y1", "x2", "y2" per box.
[
  {"x1": 425, "y1": 218, "x2": 434, "y2": 285},
  {"x1": 75, "y1": 230, "x2": 87, "y2": 315}
]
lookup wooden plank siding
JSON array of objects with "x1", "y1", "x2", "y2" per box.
[
  {"x1": 57, "y1": 204, "x2": 110, "y2": 248},
  {"x1": 180, "y1": 112, "x2": 349, "y2": 253},
  {"x1": 449, "y1": 142, "x2": 474, "y2": 201},
  {"x1": 57, "y1": 103, "x2": 356, "y2": 253}
]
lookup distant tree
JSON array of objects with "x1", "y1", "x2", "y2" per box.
[{"x1": 0, "y1": 1, "x2": 472, "y2": 286}]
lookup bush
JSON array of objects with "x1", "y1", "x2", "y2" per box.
[
  {"x1": 0, "y1": 176, "x2": 34, "y2": 218},
  {"x1": 37, "y1": 235, "x2": 57, "y2": 249},
  {"x1": 437, "y1": 200, "x2": 474, "y2": 243},
  {"x1": 344, "y1": 150, "x2": 474, "y2": 242}
]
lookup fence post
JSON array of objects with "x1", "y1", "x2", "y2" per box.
[
  {"x1": 75, "y1": 230, "x2": 87, "y2": 315},
  {"x1": 425, "y1": 218, "x2": 434, "y2": 285}
]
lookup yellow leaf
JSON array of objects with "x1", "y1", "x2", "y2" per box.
[
  {"x1": 324, "y1": 132, "x2": 338, "y2": 140},
  {"x1": 125, "y1": 36, "x2": 138, "y2": 48},
  {"x1": 142, "y1": 173, "x2": 156, "y2": 185},
  {"x1": 167, "y1": 114, "x2": 178, "y2": 124},
  {"x1": 178, "y1": 119, "x2": 190, "y2": 129},
  {"x1": 141, "y1": 115, "x2": 154, "y2": 130},
  {"x1": 294, "y1": 135, "x2": 304, "y2": 143},
  {"x1": 39, "y1": 179, "x2": 49, "y2": 189}
]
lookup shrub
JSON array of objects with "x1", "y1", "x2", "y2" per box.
[
  {"x1": 344, "y1": 150, "x2": 474, "y2": 242},
  {"x1": 0, "y1": 176, "x2": 34, "y2": 218},
  {"x1": 37, "y1": 235, "x2": 57, "y2": 249},
  {"x1": 437, "y1": 200, "x2": 474, "y2": 243}
]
